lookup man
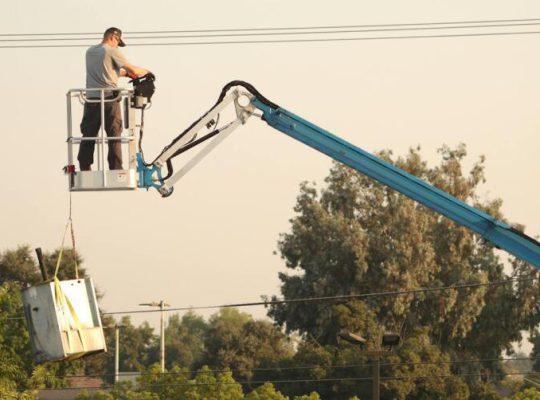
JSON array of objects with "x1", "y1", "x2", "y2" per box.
[{"x1": 78, "y1": 27, "x2": 151, "y2": 171}]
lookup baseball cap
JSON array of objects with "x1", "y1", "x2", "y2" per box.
[{"x1": 104, "y1": 27, "x2": 126, "y2": 47}]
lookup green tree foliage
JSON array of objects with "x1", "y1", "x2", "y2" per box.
[
  {"x1": 293, "y1": 393, "x2": 321, "y2": 400},
  {"x1": 511, "y1": 387, "x2": 540, "y2": 400},
  {"x1": 269, "y1": 145, "x2": 540, "y2": 398},
  {"x1": 136, "y1": 364, "x2": 190, "y2": 399},
  {"x1": 201, "y1": 308, "x2": 293, "y2": 382},
  {"x1": 293, "y1": 392, "x2": 321, "y2": 400},
  {"x1": 245, "y1": 382, "x2": 289, "y2": 400},
  {"x1": 0, "y1": 283, "x2": 39, "y2": 398},
  {"x1": 0, "y1": 245, "x2": 42, "y2": 286},
  {"x1": 0, "y1": 245, "x2": 87, "y2": 285},
  {"x1": 116, "y1": 316, "x2": 155, "y2": 372},
  {"x1": 159, "y1": 311, "x2": 207, "y2": 369},
  {"x1": 531, "y1": 330, "x2": 540, "y2": 372}
]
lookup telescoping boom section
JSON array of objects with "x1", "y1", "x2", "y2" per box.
[
  {"x1": 251, "y1": 97, "x2": 540, "y2": 269},
  {"x1": 68, "y1": 81, "x2": 540, "y2": 268}
]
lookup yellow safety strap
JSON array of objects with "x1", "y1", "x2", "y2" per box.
[{"x1": 53, "y1": 193, "x2": 87, "y2": 358}]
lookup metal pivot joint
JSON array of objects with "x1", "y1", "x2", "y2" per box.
[{"x1": 138, "y1": 89, "x2": 256, "y2": 197}]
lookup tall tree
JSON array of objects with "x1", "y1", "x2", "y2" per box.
[
  {"x1": 245, "y1": 382, "x2": 289, "y2": 400},
  {"x1": 531, "y1": 329, "x2": 540, "y2": 372},
  {"x1": 116, "y1": 316, "x2": 155, "y2": 372},
  {"x1": 270, "y1": 145, "x2": 539, "y2": 398},
  {"x1": 0, "y1": 245, "x2": 41, "y2": 286},
  {"x1": 157, "y1": 311, "x2": 208, "y2": 369},
  {"x1": 201, "y1": 308, "x2": 293, "y2": 382}
]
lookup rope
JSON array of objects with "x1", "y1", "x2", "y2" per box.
[
  {"x1": 51, "y1": 192, "x2": 86, "y2": 358},
  {"x1": 69, "y1": 192, "x2": 79, "y2": 279}
]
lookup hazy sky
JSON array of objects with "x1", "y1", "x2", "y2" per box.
[{"x1": 1, "y1": 1, "x2": 538, "y2": 352}]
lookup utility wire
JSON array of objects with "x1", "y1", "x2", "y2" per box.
[
  {"x1": 2, "y1": 22, "x2": 540, "y2": 42},
  {"x1": 101, "y1": 275, "x2": 537, "y2": 316},
  {"x1": 34, "y1": 371, "x2": 534, "y2": 391},
  {"x1": 6, "y1": 274, "x2": 536, "y2": 321},
  {"x1": 49, "y1": 356, "x2": 540, "y2": 381},
  {"x1": 1, "y1": 30, "x2": 540, "y2": 49},
  {"x1": 2, "y1": 17, "x2": 540, "y2": 36}
]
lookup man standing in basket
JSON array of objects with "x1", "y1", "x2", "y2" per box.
[{"x1": 78, "y1": 27, "x2": 151, "y2": 171}]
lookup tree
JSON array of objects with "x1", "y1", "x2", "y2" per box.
[
  {"x1": 293, "y1": 393, "x2": 321, "y2": 400},
  {"x1": 0, "y1": 282, "x2": 38, "y2": 399},
  {"x1": 0, "y1": 245, "x2": 41, "y2": 286},
  {"x1": 136, "y1": 364, "x2": 190, "y2": 399},
  {"x1": 0, "y1": 245, "x2": 87, "y2": 286},
  {"x1": 293, "y1": 392, "x2": 321, "y2": 400},
  {"x1": 245, "y1": 382, "x2": 289, "y2": 400},
  {"x1": 116, "y1": 316, "x2": 155, "y2": 372},
  {"x1": 158, "y1": 311, "x2": 207, "y2": 369},
  {"x1": 201, "y1": 308, "x2": 293, "y2": 382},
  {"x1": 269, "y1": 145, "x2": 540, "y2": 398},
  {"x1": 511, "y1": 387, "x2": 540, "y2": 400},
  {"x1": 530, "y1": 329, "x2": 540, "y2": 372}
]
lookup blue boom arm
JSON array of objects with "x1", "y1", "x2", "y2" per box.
[
  {"x1": 140, "y1": 81, "x2": 539, "y2": 268},
  {"x1": 251, "y1": 97, "x2": 540, "y2": 269}
]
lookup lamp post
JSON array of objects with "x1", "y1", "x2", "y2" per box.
[
  {"x1": 114, "y1": 324, "x2": 120, "y2": 384},
  {"x1": 139, "y1": 300, "x2": 170, "y2": 373},
  {"x1": 337, "y1": 330, "x2": 401, "y2": 400}
]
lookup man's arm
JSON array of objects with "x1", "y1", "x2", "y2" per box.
[{"x1": 120, "y1": 63, "x2": 150, "y2": 78}]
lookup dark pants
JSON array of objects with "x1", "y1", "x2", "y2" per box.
[{"x1": 78, "y1": 101, "x2": 123, "y2": 170}]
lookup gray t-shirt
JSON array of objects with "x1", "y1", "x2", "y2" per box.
[{"x1": 85, "y1": 44, "x2": 128, "y2": 97}]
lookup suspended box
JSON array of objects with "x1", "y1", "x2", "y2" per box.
[{"x1": 22, "y1": 277, "x2": 107, "y2": 363}]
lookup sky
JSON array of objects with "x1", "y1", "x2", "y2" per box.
[{"x1": 0, "y1": 1, "x2": 539, "y2": 353}]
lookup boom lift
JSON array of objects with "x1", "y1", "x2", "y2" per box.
[{"x1": 65, "y1": 80, "x2": 540, "y2": 269}]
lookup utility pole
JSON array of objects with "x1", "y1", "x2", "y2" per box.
[
  {"x1": 372, "y1": 354, "x2": 380, "y2": 400},
  {"x1": 114, "y1": 324, "x2": 120, "y2": 384},
  {"x1": 337, "y1": 330, "x2": 400, "y2": 400},
  {"x1": 139, "y1": 300, "x2": 170, "y2": 373}
]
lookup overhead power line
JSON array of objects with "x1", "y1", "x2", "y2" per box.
[
  {"x1": 6, "y1": 274, "x2": 536, "y2": 321},
  {"x1": 1, "y1": 19, "x2": 540, "y2": 48},
  {"x1": 2, "y1": 22, "x2": 540, "y2": 42},
  {"x1": 101, "y1": 275, "x2": 536, "y2": 316},
  {"x1": 1, "y1": 17, "x2": 540, "y2": 36},
  {"x1": 48, "y1": 356, "x2": 540, "y2": 381},
  {"x1": 1, "y1": 31, "x2": 539, "y2": 49},
  {"x1": 35, "y1": 371, "x2": 534, "y2": 391}
]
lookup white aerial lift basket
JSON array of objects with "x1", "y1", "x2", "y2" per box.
[
  {"x1": 66, "y1": 88, "x2": 138, "y2": 191},
  {"x1": 22, "y1": 277, "x2": 107, "y2": 363}
]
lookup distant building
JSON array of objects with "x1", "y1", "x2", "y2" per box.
[
  {"x1": 37, "y1": 377, "x2": 104, "y2": 400},
  {"x1": 36, "y1": 372, "x2": 142, "y2": 399}
]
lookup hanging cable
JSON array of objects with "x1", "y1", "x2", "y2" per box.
[
  {"x1": 6, "y1": 274, "x2": 537, "y2": 321},
  {"x1": 68, "y1": 191, "x2": 79, "y2": 279},
  {"x1": 2, "y1": 17, "x2": 540, "y2": 37},
  {"x1": 1, "y1": 30, "x2": 540, "y2": 49},
  {"x1": 2, "y1": 22, "x2": 540, "y2": 43},
  {"x1": 35, "y1": 371, "x2": 534, "y2": 391},
  {"x1": 101, "y1": 274, "x2": 537, "y2": 316},
  {"x1": 37, "y1": 356, "x2": 540, "y2": 381}
]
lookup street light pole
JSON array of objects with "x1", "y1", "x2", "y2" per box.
[
  {"x1": 372, "y1": 354, "x2": 380, "y2": 400},
  {"x1": 139, "y1": 300, "x2": 170, "y2": 373},
  {"x1": 337, "y1": 330, "x2": 400, "y2": 400},
  {"x1": 159, "y1": 300, "x2": 166, "y2": 373},
  {"x1": 114, "y1": 324, "x2": 120, "y2": 384}
]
